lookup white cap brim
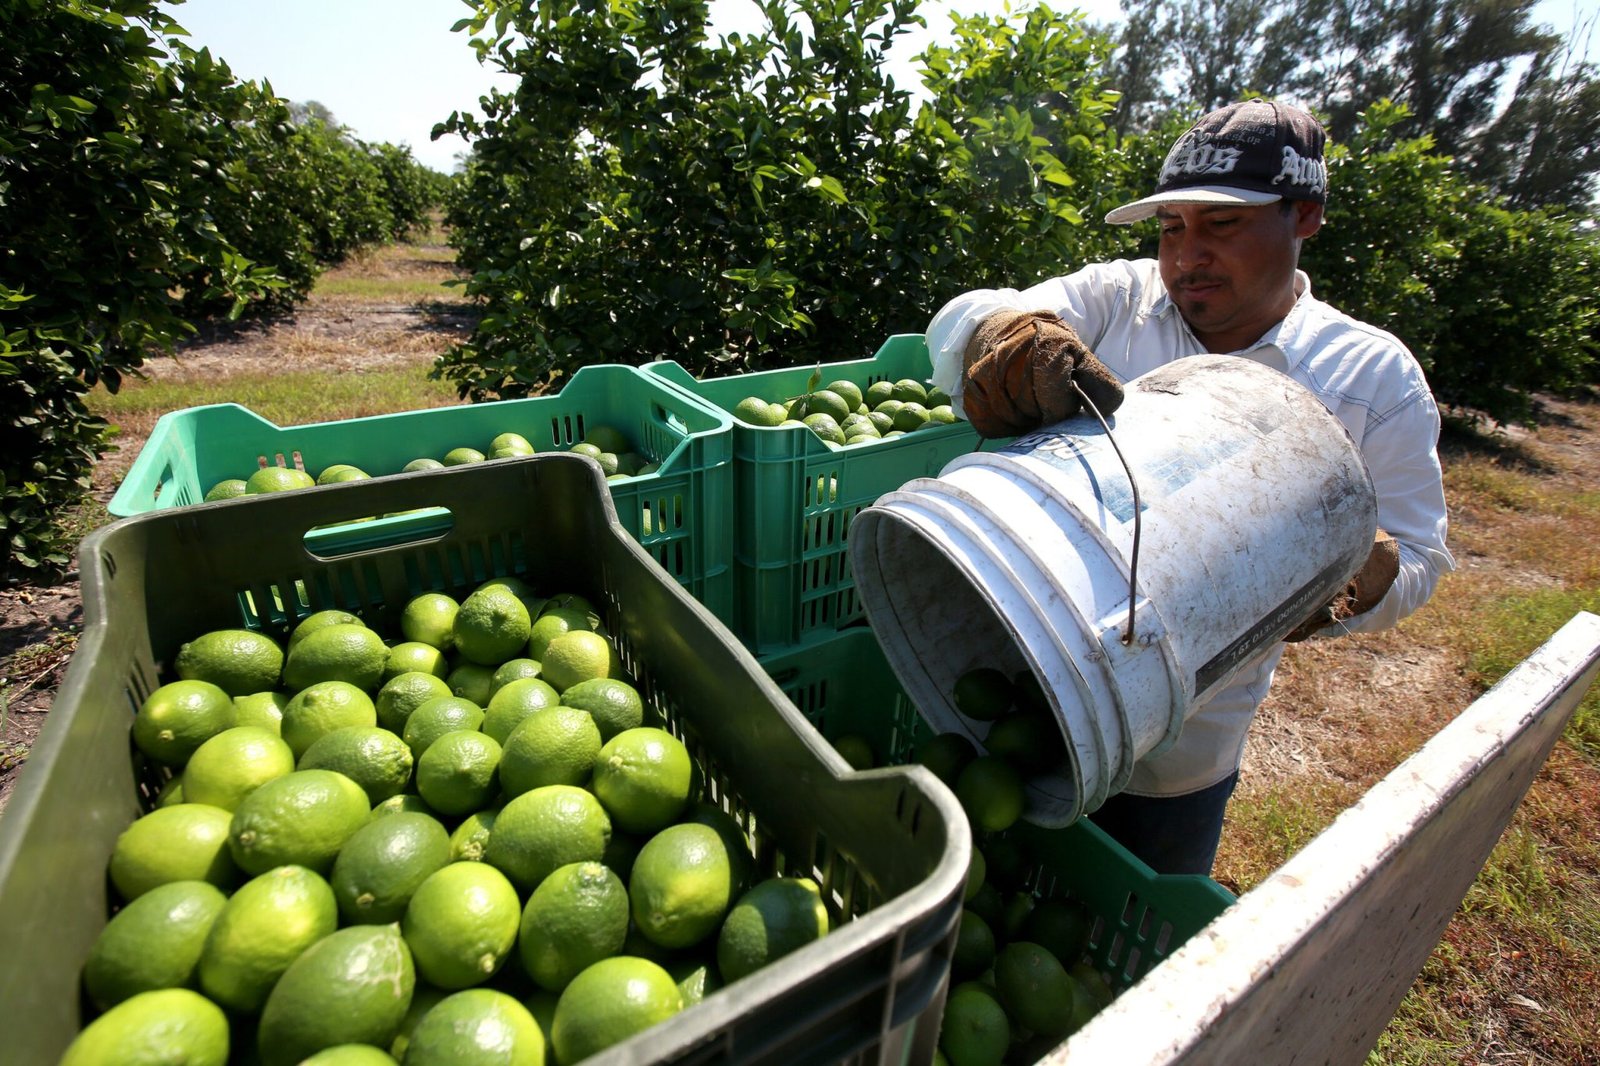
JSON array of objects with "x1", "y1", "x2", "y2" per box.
[{"x1": 1104, "y1": 185, "x2": 1282, "y2": 225}]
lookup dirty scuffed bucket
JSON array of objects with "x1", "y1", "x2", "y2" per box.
[{"x1": 849, "y1": 355, "x2": 1378, "y2": 826}]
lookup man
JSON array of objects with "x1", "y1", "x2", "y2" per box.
[{"x1": 925, "y1": 99, "x2": 1454, "y2": 875}]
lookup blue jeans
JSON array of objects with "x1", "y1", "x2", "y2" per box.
[{"x1": 1088, "y1": 771, "x2": 1239, "y2": 876}]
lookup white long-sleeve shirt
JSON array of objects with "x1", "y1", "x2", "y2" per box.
[{"x1": 926, "y1": 258, "x2": 1455, "y2": 797}]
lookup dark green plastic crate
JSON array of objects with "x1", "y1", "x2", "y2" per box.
[
  {"x1": 0, "y1": 456, "x2": 967, "y2": 1066},
  {"x1": 646, "y1": 336, "x2": 1010, "y2": 654},
  {"x1": 759, "y1": 627, "x2": 1234, "y2": 1001},
  {"x1": 107, "y1": 363, "x2": 736, "y2": 628}
]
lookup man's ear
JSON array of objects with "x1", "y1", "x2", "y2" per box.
[{"x1": 1295, "y1": 200, "x2": 1325, "y2": 239}]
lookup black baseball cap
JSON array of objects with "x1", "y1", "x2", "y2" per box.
[{"x1": 1105, "y1": 99, "x2": 1328, "y2": 225}]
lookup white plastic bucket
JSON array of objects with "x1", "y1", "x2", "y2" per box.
[{"x1": 849, "y1": 355, "x2": 1378, "y2": 826}]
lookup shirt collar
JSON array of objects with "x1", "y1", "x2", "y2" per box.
[{"x1": 1150, "y1": 268, "x2": 1315, "y2": 368}]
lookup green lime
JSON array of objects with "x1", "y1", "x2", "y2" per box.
[
  {"x1": 557, "y1": 677, "x2": 644, "y2": 742},
  {"x1": 831, "y1": 733, "x2": 875, "y2": 770},
  {"x1": 227, "y1": 769, "x2": 371, "y2": 876},
  {"x1": 550, "y1": 956, "x2": 682, "y2": 1064},
  {"x1": 109, "y1": 804, "x2": 238, "y2": 901},
  {"x1": 82, "y1": 880, "x2": 227, "y2": 1011},
  {"x1": 376, "y1": 671, "x2": 454, "y2": 733},
  {"x1": 402, "y1": 696, "x2": 485, "y2": 760},
  {"x1": 449, "y1": 806, "x2": 500, "y2": 862},
  {"x1": 444, "y1": 447, "x2": 487, "y2": 466},
  {"x1": 715, "y1": 876, "x2": 829, "y2": 983},
  {"x1": 415, "y1": 730, "x2": 503, "y2": 816},
  {"x1": 583, "y1": 424, "x2": 630, "y2": 453},
  {"x1": 368, "y1": 793, "x2": 437, "y2": 822},
  {"x1": 955, "y1": 756, "x2": 1027, "y2": 833},
  {"x1": 893, "y1": 401, "x2": 931, "y2": 432},
  {"x1": 733, "y1": 396, "x2": 786, "y2": 427},
  {"x1": 402, "y1": 988, "x2": 545, "y2": 1065},
  {"x1": 316, "y1": 463, "x2": 369, "y2": 485},
  {"x1": 281, "y1": 681, "x2": 378, "y2": 759},
  {"x1": 952, "y1": 667, "x2": 1015, "y2": 721},
  {"x1": 300, "y1": 1046, "x2": 399, "y2": 1065},
  {"x1": 539, "y1": 630, "x2": 615, "y2": 692},
  {"x1": 59, "y1": 988, "x2": 228, "y2": 1066},
  {"x1": 865, "y1": 379, "x2": 896, "y2": 406},
  {"x1": 518, "y1": 860, "x2": 630, "y2": 993},
  {"x1": 446, "y1": 661, "x2": 497, "y2": 708},
  {"x1": 401, "y1": 593, "x2": 459, "y2": 652},
  {"x1": 824, "y1": 379, "x2": 864, "y2": 411},
  {"x1": 802, "y1": 412, "x2": 846, "y2": 445},
  {"x1": 489, "y1": 658, "x2": 545, "y2": 695},
  {"x1": 629, "y1": 822, "x2": 735, "y2": 950},
  {"x1": 938, "y1": 981, "x2": 1010, "y2": 1066},
  {"x1": 402, "y1": 862, "x2": 522, "y2": 989},
  {"x1": 490, "y1": 431, "x2": 536, "y2": 457},
  {"x1": 484, "y1": 785, "x2": 611, "y2": 894},
  {"x1": 383, "y1": 641, "x2": 449, "y2": 682},
  {"x1": 257, "y1": 924, "x2": 416, "y2": 1066},
  {"x1": 204, "y1": 479, "x2": 248, "y2": 502},
  {"x1": 951, "y1": 908, "x2": 997, "y2": 979},
  {"x1": 298, "y1": 725, "x2": 415, "y2": 805},
  {"x1": 802, "y1": 389, "x2": 852, "y2": 423},
  {"x1": 246, "y1": 465, "x2": 316, "y2": 494},
  {"x1": 197, "y1": 864, "x2": 339, "y2": 1012},
  {"x1": 454, "y1": 585, "x2": 534, "y2": 666},
  {"x1": 668, "y1": 956, "x2": 723, "y2": 1008},
  {"x1": 481, "y1": 677, "x2": 561, "y2": 745},
  {"x1": 132, "y1": 679, "x2": 237, "y2": 767},
  {"x1": 332, "y1": 812, "x2": 452, "y2": 925},
  {"x1": 404, "y1": 458, "x2": 445, "y2": 473},
  {"x1": 233, "y1": 690, "x2": 289, "y2": 734},
  {"x1": 498, "y1": 706, "x2": 602, "y2": 797},
  {"x1": 181, "y1": 726, "x2": 296, "y2": 811},
  {"x1": 590, "y1": 727, "x2": 692, "y2": 834},
  {"x1": 173, "y1": 639, "x2": 258, "y2": 707},
  {"x1": 289, "y1": 609, "x2": 364, "y2": 652},
  {"x1": 284, "y1": 623, "x2": 389, "y2": 693},
  {"x1": 526, "y1": 607, "x2": 596, "y2": 660},
  {"x1": 389, "y1": 985, "x2": 449, "y2": 1061},
  {"x1": 891, "y1": 378, "x2": 929, "y2": 404},
  {"x1": 1023, "y1": 897, "x2": 1094, "y2": 966},
  {"x1": 993, "y1": 940, "x2": 1080, "y2": 1039},
  {"x1": 914, "y1": 732, "x2": 978, "y2": 787}
]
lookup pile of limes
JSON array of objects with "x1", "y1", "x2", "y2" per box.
[
  {"x1": 202, "y1": 424, "x2": 649, "y2": 503},
  {"x1": 67, "y1": 576, "x2": 831, "y2": 1066},
  {"x1": 823, "y1": 666, "x2": 1109, "y2": 1066},
  {"x1": 731, "y1": 376, "x2": 958, "y2": 448}
]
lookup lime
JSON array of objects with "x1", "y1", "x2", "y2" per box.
[
  {"x1": 204, "y1": 479, "x2": 248, "y2": 501},
  {"x1": 715, "y1": 876, "x2": 829, "y2": 983},
  {"x1": 181, "y1": 726, "x2": 295, "y2": 810},
  {"x1": 733, "y1": 396, "x2": 785, "y2": 427},
  {"x1": 668, "y1": 956, "x2": 722, "y2": 1008},
  {"x1": 938, "y1": 981, "x2": 1010, "y2": 1066},
  {"x1": 540, "y1": 630, "x2": 615, "y2": 691},
  {"x1": 682, "y1": 803, "x2": 755, "y2": 897},
  {"x1": 446, "y1": 661, "x2": 497, "y2": 708},
  {"x1": 550, "y1": 956, "x2": 682, "y2": 1064},
  {"x1": 82, "y1": 880, "x2": 227, "y2": 1011},
  {"x1": 58, "y1": 988, "x2": 228, "y2": 1066},
  {"x1": 831, "y1": 733, "x2": 875, "y2": 770},
  {"x1": 401, "y1": 593, "x2": 459, "y2": 652},
  {"x1": 368, "y1": 793, "x2": 436, "y2": 821},
  {"x1": 498, "y1": 706, "x2": 602, "y2": 797},
  {"x1": 403, "y1": 988, "x2": 545, "y2": 1065},
  {"x1": 444, "y1": 447, "x2": 487, "y2": 466},
  {"x1": 233, "y1": 690, "x2": 289, "y2": 734},
  {"x1": 864, "y1": 379, "x2": 896, "y2": 406},
  {"x1": 981, "y1": 834, "x2": 1031, "y2": 892},
  {"x1": 490, "y1": 431, "x2": 536, "y2": 455},
  {"x1": 891, "y1": 378, "x2": 929, "y2": 404},
  {"x1": 404, "y1": 457, "x2": 445, "y2": 472},
  {"x1": 171, "y1": 628, "x2": 278, "y2": 694},
  {"x1": 955, "y1": 756, "x2": 1026, "y2": 833},
  {"x1": 484, "y1": 785, "x2": 611, "y2": 894},
  {"x1": 289, "y1": 609, "x2": 364, "y2": 652},
  {"x1": 629, "y1": 822, "x2": 736, "y2": 950},
  {"x1": 802, "y1": 389, "x2": 852, "y2": 423},
  {"x1": 257, "y1": 924, "x2": 416, "y2": 1066},
  {"x1": 590, "y1": 727, "x2": 692, "y2": 834},
  {"x1": 1023, "y1": 896, "x2": 1093, "y2": 966},
  {"x1": 109, "y1": 804, "x2": 238, "y2": 901},
  {"x1": 489, "y1": 658, "x2": 545, "y2": 695},
  {"x1": 132, "y1": 679, "x2": 237, "y2": 766},
  {"x1": 154, "y1": 775, "x2": 184, "y2": 807},
  {"x1": 455, "y1": 585, "x2": 534, "y2": 666},
  {"x1": 449, "y1": 806, "x2": 500, "y2": 862},
  {"x1": 332, "y1": 812, "x2": 452, "y2": 925},
  {"x1": 993, "y1": 940, "x2": 1080, "y2": 1039},
  {"x1": 376, "y1": 671, "x2": 454, "y2": 733},
  {"x1": 389, "y1": 985, "x2": 449, "y2": 1061},
  {"x1": 929, "y1": 404, "x2": 958, "y2": 424},
  {"x1": 476, "y1": 574, "x2": 546, "y2": 616},
  {"x1": 526, "y1": 606, "x2": 596, "y2": 660},
  {"x1": 298, "y1": 725, "x2": 415, "y2": 805},
  {"x1": 986, "y1": 710, "x2": 1066, "y2": 774},
  {"x1": 246, "y1": 465, "x2": 316, "y2": 494},
  {"x1": 952, "y1": 667, "x2": 1015, "y2": 721},
  {"x1": 402, "y1": 862, "x2": 522, "y2": 989},
  {"x1": 300, "y1": 1046, "x2": 399, "y2": 1065},
  {"x1": 482, "y1": 676, "x2": 562, "y2": 744},
  {"x1": 415, "y1": 730, "x2": 503, "y2": 816},
  {"x1": 951, "y1": 908, "x2": 997, "y2": 978},
  {"x1": 402, "y1": 696, "x2": 485, "y2": 760},
  {"x1": 227, "y1": 768, "x2": 371, "y2": 876},
  {"x1": 914, "y1": 732, "x2": 978, "y2": 787},
  {"x1": 316, "y1": 464, "x2": 370, "y2": 485},
  {"x1": 518, "y1": 860, "x2": 630, "y2": 993},
  {"x1": 284, "y1": 623, "x2": 389, "y2": 693},
  {"x1": 281, "y1": 681, "x2": 379, "y2": 759},
  {"x1": 583, "y1": 424, "x2": 630, "y2": 453},
  {"x1": 928, "y1": 384, "x2": 952, "y2": 408},
  {"x1": 569, "y1": 442, "x2": 602, "y2": 460},
  {"x1": 383, "y1": 641, "x2": 449, "y2": 682},
  {"x1": 1072, "y1": 958, "x2": 1116, "y2": 1009},
  {"x1": 197, "y1": 864, "x2": 339, "y2": 1012},
  {"x1": 824, "y1": 379, "x2": 864, "y2": 411},
  {"x1": 1002, "y1": 888, "x2": 1036, "y2": 938},
  {"x1": 557, "y1": 677, "x2": 644, "y2": 742},
  {"x1": 802, "y1": 412, "x2": 845, "y2": 445}
]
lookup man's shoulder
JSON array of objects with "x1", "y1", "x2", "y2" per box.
[{"x1": 1289, "y1": 291, "x2": 1436, "y2": 412}]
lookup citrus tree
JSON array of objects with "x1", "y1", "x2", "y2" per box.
[{"x1": 436, "y1": 0, "x2": 1131, "y2": 399}]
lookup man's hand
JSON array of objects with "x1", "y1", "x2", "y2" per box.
[
  {"x1": 1284, "y1": 529, "x2": 1401, "y2": 642},
  {"x1": 960, "y1": 310, "x2": 1125, "y2": 439}
]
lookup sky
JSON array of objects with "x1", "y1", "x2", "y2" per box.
[{"x1": 164, "y1": 0, "x2": 1597, "y2": 174}]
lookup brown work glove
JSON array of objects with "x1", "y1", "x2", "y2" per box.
[
  {"x1": 1284, "y1": 529, "x2": 1402, "y2": 642},
  {"x1": 960, "y1": 310, "x2": 1125, "y2": 439}
]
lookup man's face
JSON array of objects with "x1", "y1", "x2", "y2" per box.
[{"x1": 1156, "y1": 200, "x2": 1324, "y2": 353}]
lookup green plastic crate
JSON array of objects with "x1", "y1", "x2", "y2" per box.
[
  {"x1": 646, "y1": 336, "x2": 1010, "y2": 654},
  {"x1": 759, "y1": 627, "x2": 1234, "y2": 1000},
  {"x1": 0, "y1": 456, "x2": 968, "y2": 1066},
  {"x1": 107, "y1": 363, "x2": 736, "y2": 627}
]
